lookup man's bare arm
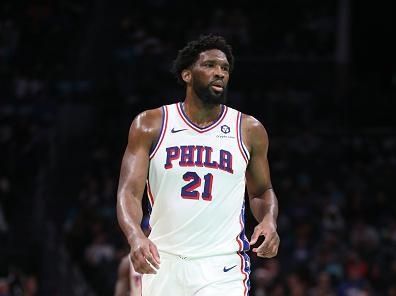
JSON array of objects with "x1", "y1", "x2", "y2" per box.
[
  {"x1": 243, "y1": 114, "x2": 280, "y2": 258},
  {"x1": 116, "y1": 108, "x2": 162, "y2": 273}
]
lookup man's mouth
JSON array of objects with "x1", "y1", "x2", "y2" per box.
[
  {"x1": 210, "y1": 81, "x2": 224, "y2": 92},
  {"x1": 211, "y1": 85, "x2": 223, "y2": 92}
]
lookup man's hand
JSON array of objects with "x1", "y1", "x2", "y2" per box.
[
  {"x1": 129, "y1": 235, "x2": 160, "y2": 274},
  {"x1": 249, "y1": 220, "x2": 280, "y2": 258}
]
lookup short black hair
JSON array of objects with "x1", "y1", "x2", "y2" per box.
[{"x1": 171, "y1": 34, "x2": 234, "y2": 85}]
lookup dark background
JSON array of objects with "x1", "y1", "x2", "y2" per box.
[{"x1": 0, "y1": 0, "x2": 395, "y2": 295}]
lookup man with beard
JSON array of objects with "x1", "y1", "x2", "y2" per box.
[{"x1": 116, "y1": 34, "x2": 280, "y2": 296}]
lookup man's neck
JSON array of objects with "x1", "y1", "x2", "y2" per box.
[{"x1": 182, "y1": 98, "x2": 223, "y2": 128}]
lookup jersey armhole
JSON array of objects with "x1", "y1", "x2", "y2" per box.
[
  {"x1": 149, "y1": 105, "x2": 168, "y2": 159},
  {"x1": 236, "y1": 112, "x2": 250, "y2": 164}
]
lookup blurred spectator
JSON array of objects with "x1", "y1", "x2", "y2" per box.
[
  {"x1": 22, "y1": 275, "x2": 38, "y2": 296},
  {"x1": 309, "y1": 271, "x2": 336, "y2": 296},
  {"x1": 337, "y1": 251, "x2": 370, "y2": 296},
  {"x1": 286, "y1": 272, "x2": 308, "y2": 296},
  {"x1": 85, "y1": 232, "x2": 115, "y2": 267},
  {"x1": 0, "y1": 277, "x2": 10, "y2": 296}
]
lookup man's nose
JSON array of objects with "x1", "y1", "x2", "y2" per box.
[{"x1": 214, "y1": 65, "x2": 225, "y2": 78}]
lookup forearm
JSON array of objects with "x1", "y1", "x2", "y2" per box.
[
  {"x1": 117, "y1": 193, "x2": 145, "y2": 245},
  {"x1": 249, "y1": 188, "x2": 278, "y2": 226}
]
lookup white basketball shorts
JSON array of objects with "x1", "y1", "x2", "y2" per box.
[{"x1": 142, "y1": 251, "x2": 250, "y2": 296}]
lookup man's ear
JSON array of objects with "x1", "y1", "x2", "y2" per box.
[{"x1": 181, "y1": 69, "x2": 191, "y2": 83}]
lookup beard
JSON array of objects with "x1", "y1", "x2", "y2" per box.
[{"x1": 193, "y1": 81, "x2": 227, "y2": 105}]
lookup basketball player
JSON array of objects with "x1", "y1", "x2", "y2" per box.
[
  {"x1": 114, "y1": 255, "x2": 142, "y2": 296},
  {"x1": 117, "y1": 34, "x2": 280, "y2": 295}
]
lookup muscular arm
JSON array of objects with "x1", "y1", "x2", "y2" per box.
[
  {"x1": 243, "y1": 114, "x2": 280, "y2": 258},
  {"x1": 116, "y1": 108, "x2": 162, "y2": 273}
]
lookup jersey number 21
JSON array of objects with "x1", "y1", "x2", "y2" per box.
[{"x1": 181, "y1": 172, "x2": 213, "y2": 201}]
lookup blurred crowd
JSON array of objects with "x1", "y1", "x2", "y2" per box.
[
  {"x1": 250, "y1": 131, "x2": 396, "y2": 295},
  {"x1": 1, "y1": 0, "x2": 92, "y2": 294},
  {"x1": 1, "y1": 0, "x2": 394, "y2": 295}
]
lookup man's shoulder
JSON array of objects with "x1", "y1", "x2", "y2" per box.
[
  {"x1": 137, "y1": 106, "x2": 163, "y2": 119},
  {"x1": 239, "y1": 113, "x2": 269, "y2": 147},
  {"x1": 222, "y1": 105, "x2": 265, "y2": 131},
  {"x1": 132, "y1": 106, "x2": 163, "y2": 128},
  {"x1": 224, "y1": 106, "x2": 256, "y2": 121},
  {"x1": 240, "y1": 113, "x2": 264, "y2": 128},
  {"x1": 136, "y1": 102, "x2": 179, "y2": 122}
]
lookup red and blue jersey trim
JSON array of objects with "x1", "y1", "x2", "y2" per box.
[
  {"x1": 236, "y1": 112, "x2": 249, "y2": 164},
  {"x1": 236, "y1": 199, "x2": 250, "y2": 296},
  {"x1": 237, "y1": 251, "x2": 251, "y2": 295},
  {"x1": 146, "y1": 180, "x2": 155, "y2": 207},
  {"x1": 149, "y1": 105, "x2": 168, "y2": 159},
  {"x1": 176, "y1": 102, "x2": 228, "y2": 133},
  {"x1": 146, "y1": 180, "x2": 154, "y2": 232},
  {"x1": 236, "y1": 200, "x2": 250, "y2": 252}
]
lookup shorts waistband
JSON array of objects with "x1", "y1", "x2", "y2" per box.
[{"x1": 158, "y1": 250, "x2": 240, "y2": 261}]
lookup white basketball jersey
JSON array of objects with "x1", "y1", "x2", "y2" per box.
[{"x1": 147, "y1": 102, "x2": 250, "y2": 258}]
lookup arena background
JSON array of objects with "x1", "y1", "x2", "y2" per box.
[{"x1": 0, "y1": 1, "x2": 395, "y2": 295}]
